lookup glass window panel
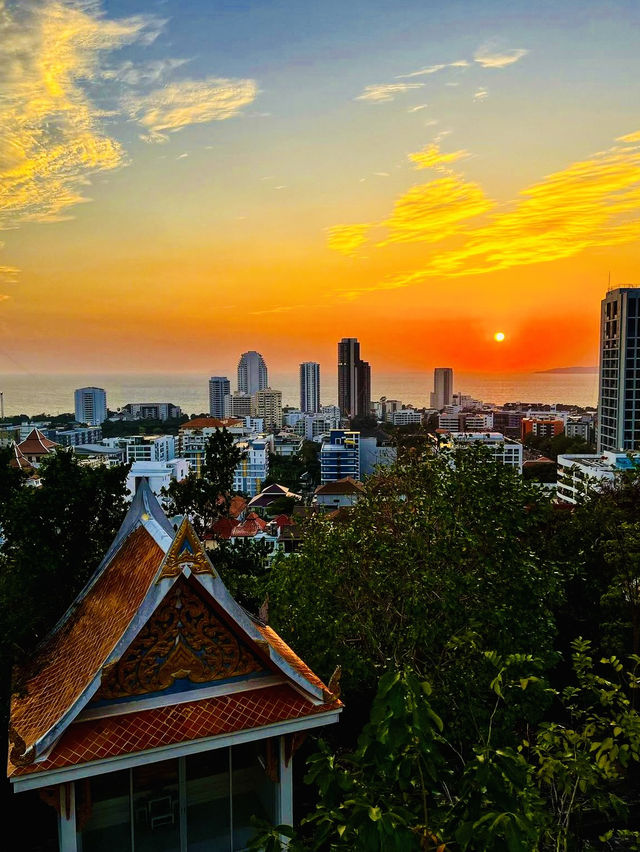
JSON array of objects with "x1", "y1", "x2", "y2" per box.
[
  {"x1": 187, "y1": 749, "x2": 231, "y2": 852},
  {"x1": 133, "y1": 758, "x2": 180, "y2": 852},
  {"x1": 79, "y1": 770, "x2": 132, "y2": 852},
  {"x1": 231, "y1": 741, "x2": 278, "y2": 852}
]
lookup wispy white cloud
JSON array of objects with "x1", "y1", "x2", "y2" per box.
[
  {"x1": 397, "y1": 60, "x2": 469, "y2": 79},
  {"x1": 474, "y1": 87, "x2": 489, "y2": 101},
  {"x1": 408, "y1": 104, "x2": 429, "y2": 113},
  {"x1": 125, "y1": 77, "x2": 257, "y2": 142},
  {"x1": 104, "y1": 57, "x2": 189, "y2": 86},
  {"x1": 474, "y1": 45, "x2": 528, "y2": 68},
  {"x1": 355, "y1": 82, "x2": 424, "y2": 103}
]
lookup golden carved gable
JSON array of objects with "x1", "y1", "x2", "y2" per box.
[
  {"x1": 157, "y1": 518, "x2": 214, "y2": 581},
  {"x1": 97, "y1": 579, "x2": 264, "y2": 700}
]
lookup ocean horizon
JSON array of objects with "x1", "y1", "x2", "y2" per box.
[{"x1": 0, "y1": 370, "x2": 600, "y2": 418}]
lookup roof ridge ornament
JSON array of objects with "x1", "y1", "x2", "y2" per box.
[{"x1": 157, "y1": 516, "x2": 215, "y2": 581}]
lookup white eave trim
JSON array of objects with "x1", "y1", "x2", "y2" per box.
[{"x1": 12, "y1": 708, "x2": 341, "y2": 792}]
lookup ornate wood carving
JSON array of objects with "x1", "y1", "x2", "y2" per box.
[
  {"x1": 98, "y1": 579, "x2": 263, "y2": 699},
  {"x1": 157, "y1": 518, "x2": 214, "y2": 580}
]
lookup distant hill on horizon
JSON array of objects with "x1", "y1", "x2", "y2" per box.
[{"x1": 536, "y1": 366, "x2": 598, "y2": 374}]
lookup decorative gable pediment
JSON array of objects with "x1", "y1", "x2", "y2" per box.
[
  {"x1": 95, "y1": 577, "x2": 265, "y2": 702},
  {"x1": 157, "y1": 517, "x2": 214, "y2": 580}
]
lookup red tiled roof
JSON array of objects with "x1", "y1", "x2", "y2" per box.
[
  {"x1": 10, "y1": 684, "x2": 339, "y2": 777},
  {"x1": 229, "y1": 496, "x2": 247, "y2": 518},
  {"x1": 231, "y1": 513, "x2": 268, "y2": 537},
  {"x1": 9, "y1": 443, "x2": 33, "y2": 471},
  {"x1": 17, "y1": 428, "x2": 59, "y2": 456},
  {"x1": 180, "y1": 417, "x2": 243, "y2": 431},
  {"x1": 274, "y1": 514, "x2": 293, "y2": 528},
  {"x1": 9, "y1": 527, "x2": 164, "y2": 762},
  {"x1": 315, "y1": 477, "x2": 365, "y2": 496},
  {"x1": 209, "y1": 517, "x2": 237, "y2": 540}
]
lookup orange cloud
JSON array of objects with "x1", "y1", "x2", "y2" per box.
[
  {"x1": 0, "y1": 0, "x2": 157, "y2": 229},
  {"x1": 408, "y1": 143, "x2": 469, "y2": 170},
  {"x1": 328, "y1": 132, "x2": 640, "y2": 293},
  {"x1": 327, "y1": 223, "x2": 372, "y2": 256}
]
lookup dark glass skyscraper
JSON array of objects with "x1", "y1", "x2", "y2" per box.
[
  {"x1": 338, "y1": 337, "x2": 371, "y2": 419},
  {"x1": 208, "y1": 376, "x2": 230, "y2": 418},
  {"x1": 598, "y1": 287, "x2": 640, "y2": 452}
]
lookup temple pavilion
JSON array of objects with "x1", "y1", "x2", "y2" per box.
[{"x1": 8, "y1": 480, "x2": 341, "y2": 851}]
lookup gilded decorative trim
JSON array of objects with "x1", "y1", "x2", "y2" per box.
[
  {"x1": 157, "y1": 518, "x2": 214, "y2": 581},
  {"x1": 98, "y1": 579, "x2": 264, "y2": 700}
]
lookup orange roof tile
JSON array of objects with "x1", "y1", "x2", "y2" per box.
[
  {"x1": 10, "y1": 685, "x2": 339, "y2": 777},
  {"x1": 256, "y1": 624, "x2": 330, "y2": 695},
  {"x1": 231, "y1": 513, "x2": 268, "y2": 538},
  {"x1": 180, "y1": 417, "x2": 243, "y2": 431},
  {"x1": 10, "y1": 527, "x2": 164, "y2": 762}
]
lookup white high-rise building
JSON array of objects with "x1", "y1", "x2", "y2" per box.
[
  {"x1": 598, "y1": 287, "x2": 640, "y2": 452},
  {"x1": 209, "y1": 376, "x2": 231, "y2": 418},
  {"x1": 74, "y1": 387, "x2": 107, "y2": 426},
  {"x1": 300, "y1": 362, "x2": 320, "y2": 414},
  {"x1": 429, "y1": 368, "x2": 453, "y2": 410},
  {"x1": 237, "y1": 351, "x2": 268, "y2": 396}
]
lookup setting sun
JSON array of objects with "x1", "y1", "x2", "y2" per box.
[{"x1": 494, "y1": 332, "x2": 506, "y2": 342}]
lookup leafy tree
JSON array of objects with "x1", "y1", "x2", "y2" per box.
[
  {"x1": 250, "y1": 643, "x2": 640, "y2": 851},
  {"x1": 163, "y1": 428, "x2": 245, "y2": 535},
  {"x1": 266, "y1": 445, "x2": 561, "y2": 750},
  {"x1": 0, "y1": 450, "x2": 130, "y2": 669},
  {"x1": 215, "y1": 538, "x2": 274, "y2": 611}
]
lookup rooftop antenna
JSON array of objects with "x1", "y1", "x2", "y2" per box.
[{"x1": 0, "y1": 391, "x2": 3, "y2": 420}]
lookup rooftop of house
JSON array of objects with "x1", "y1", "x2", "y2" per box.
[{"x1": 314, "y1": 476, "x2": 365, "y2": 496}]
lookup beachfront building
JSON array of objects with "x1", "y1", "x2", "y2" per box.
[
  {"x1": 7, "y1": 482, "x2": 342, "y2": 850},
  {"x1": 74, "y1": 387, "x2": 107, "y2": 427},
  {"x1": 598, "y1": 286, "x2": 640, "y2": 452}
]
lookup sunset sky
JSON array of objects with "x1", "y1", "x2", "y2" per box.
[{"x1": 1, "y1": 0, "x2": 640, "y2": 375}]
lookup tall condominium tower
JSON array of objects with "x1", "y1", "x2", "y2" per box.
[
  {"x1": 237, "y1": 351, "x2": 268, "y2": 396},
  {"x1": 598, "y1": 286, "x2": 640, "y2": 452},
  {"x1": 429, "y1": 368, "x2": 454, "y2": 410},
  {"x1": 74, "y1": 386, "x2": 107, "y2": 426},
  {"x1": 208, "y1": 376, "x2": 230, "y2": 418},
  {"x1": 300, "y1": 362, "x2": 321, "y2": 413},
  {"x1": 338, "y1": 337, "x2": 371, "y2": 419}
]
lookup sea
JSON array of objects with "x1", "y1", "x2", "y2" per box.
[{"x1": 0, "y1": 371, "x2": 600, "y2": 418}]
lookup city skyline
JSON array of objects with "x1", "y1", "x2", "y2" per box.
[{"x1": 1, "y1": 0, "x2": 640, "y2": 375}]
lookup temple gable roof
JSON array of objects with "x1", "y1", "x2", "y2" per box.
[{"x1": 8, "y1": 481, "x2": 340, "y2": 783}]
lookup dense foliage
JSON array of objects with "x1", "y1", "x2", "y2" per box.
[{"x1": 162, "y1": 427, "x2": 245, "y2": 534}]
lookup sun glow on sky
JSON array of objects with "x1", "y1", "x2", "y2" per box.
[{"x1": 0, "y1": 0, "x2": 639, "y2": 375}]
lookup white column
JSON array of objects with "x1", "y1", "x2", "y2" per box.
[
  {"x1": 278, "y1": 736, "x2": 293, "y2": 828},
  {"x1": 58, "y1": 782, "x2": 78, "y2": 852}
]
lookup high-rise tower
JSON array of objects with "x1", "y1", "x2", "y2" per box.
[
  {"x1": 208, "y1": 376, "x2": 230, "y2": 418},
  {"x1": 597, "y1": 286, "x2": 640, "y2": 452},
  {"x1": 300, "y1": 362, "x2": 320, "y2": 414},
  {"x1": 237, "y1": 351, "x2": 268, "y2": 396},
  {"x1": 74, "y1": 387, "x2": 107, "y2": 426},
  {"x1": 429, "y1": 368, "x2": 454, "y2": 410},
  {"x1": 338, "y1": 338, "x2": 371, "y2": 419}
]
